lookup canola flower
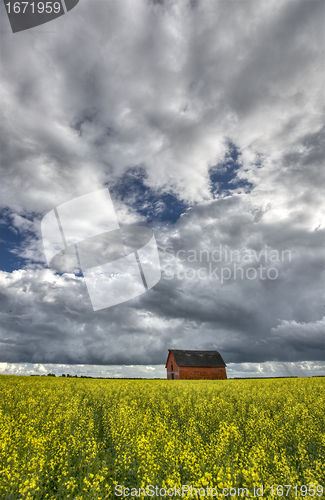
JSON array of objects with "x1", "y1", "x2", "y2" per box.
[{"x1": 0, "y1": 376, "x2": 324, "y2": 499}]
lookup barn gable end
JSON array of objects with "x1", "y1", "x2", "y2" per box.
[{"x1": 165, "y1": 350, "x2": 180, "y2": 380}]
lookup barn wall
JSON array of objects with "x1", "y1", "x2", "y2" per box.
[
  {"x1": 166, "y1": 352, "x2": 179, "y2": 380},
  {"x1": 179, "y1": 366, "x2": 227, "y2": 380}
]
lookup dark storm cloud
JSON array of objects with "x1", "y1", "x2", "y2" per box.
[{"x1": 0, "y1": 192, "x2": 323, "y2": 365}]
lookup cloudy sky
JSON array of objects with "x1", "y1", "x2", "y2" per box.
[{"x1": 0, "y1": 0, "x2": 324, "y2": 378}]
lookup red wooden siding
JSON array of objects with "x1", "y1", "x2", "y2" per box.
[{"x1": 179, "y1": 366, "x2": 227, "y2": 380}]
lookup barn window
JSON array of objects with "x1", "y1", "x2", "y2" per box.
[{"x1": 171, "y1": 373, "x2": 174, "y2": 380}]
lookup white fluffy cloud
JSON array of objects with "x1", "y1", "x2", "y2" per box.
[
  {"x1": 1, "y1": 361, "x2": 324, "y2": 379},
  {"x1": 1, "y1": 0, "x2": 324, "y2": 209},
  {"x1": 0, "y1": 362, "x2": 164, "y2": 378}
]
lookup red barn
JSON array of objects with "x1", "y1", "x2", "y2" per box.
[{"x1": 165, "y1": 349, "x2": 227, "y2": 380}]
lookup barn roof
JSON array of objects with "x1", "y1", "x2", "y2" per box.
[{"x1": 167, "y1": 349, "x2": 226, "y2": 367}]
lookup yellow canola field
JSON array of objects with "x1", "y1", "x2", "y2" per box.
[{"x1": 0, "y1": 376, "x2": 324, "y2": 499}]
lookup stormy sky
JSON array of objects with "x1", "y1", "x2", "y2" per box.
[{"x1": 0, "y1": 0, "x2": 324, "y2": 378}]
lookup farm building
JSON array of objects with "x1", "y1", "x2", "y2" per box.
[{"x1": 165, "y1": 349, "x2": 227, "y2": 380}]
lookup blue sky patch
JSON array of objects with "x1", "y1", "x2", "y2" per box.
[
  {"x1": 111, "y1": 167, "x2": 189, "y2": 224},
  {"x1": 210, "y1": 141, "x2": 253, "y2": 196},
  {"x1": 0, "y1": 213, "x2": 28, "y2": 272}
]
